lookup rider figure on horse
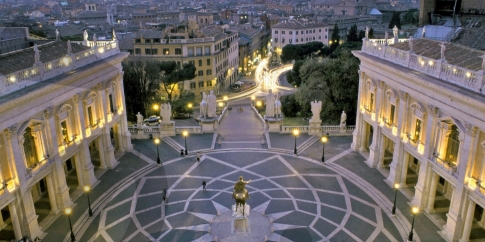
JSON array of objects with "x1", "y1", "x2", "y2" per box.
[{"x1": 233, "y1": 176, "x2": 251, "y2": 200}]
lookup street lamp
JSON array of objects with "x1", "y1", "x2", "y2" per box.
[
  {"x1": 183, "y1": 131, "x2": 188, "y2": 155},
  {"x1": 321, "y1": 133, "x2": 328, "y2": 162},
  {"x1": 251, "y1": 95, "x2": 256, "y2": 106},
  {"x1": 408, "y1": 207, "x2": 419, "y2": 241},
  {"x1": 83, "y1": 185, "x2": 93, "y2": 217},
  {"x1": 293, "y1": 129, "x2": 299, "y2": 155},
  {"x1": 223, "y1": 95, "x2": 228, "y2": 105},
  {"x1": 391, "y1": 183, "x2": 400, "y2": 216},
  {"x1": 65, "y1": 208, "x2": 76, "y2": 242},
  {"x1": 154, "y1": 138, "x2": 161, "y2": 165},
  {"x1": 153, "y1": 104, "x2": 159, "y2": 115}
]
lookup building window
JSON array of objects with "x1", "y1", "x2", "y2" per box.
[
  {"x1": 153, "y1": 38, "x2": 160, "y2": 43},
  {"x1": 145, "y1": 39, "x2": 150, "y2": 43},
  {"x1": 190, "y1": 82, "x2": 196, "y2": 89},
  {"x1": 145, "y1": 49, "x2": 151, "y2": 55},
  {"x1": 23, "y1": 127, "x2": 39, "y2": 167},
  {"x1": 87, "y1": 106, "x2": 95, "y2": 127},
  {"x1": 301, "y1": 31, "x2": 303, "y2": 34},
  {"x1": 275, "y1": 30, "x2": 278, "y2": 34},
  {"x1": 60, "y1": 120, "x2": 70, "y2": 144},
  {"x1": 163, "y1": 48, "x2": 169, "y2": 55},
  {"x1": 198, "y1": 70, "x2": 204, "y2": 76},
  {"x1": 206, "y1": 69, "x2": 212, "y2": 75},
  {"x1": 207, "y1": 59, "x2": 211, "y2": 65},
  {"x1": 135, "y1": 48, "x2": 141, "y2": 55},
  {"x1": 282, "y1": 31, "x2": 285, "y2": 34},
  {"x1": 177, "y1": 83, "x2": 183, "y2": 90},
  {"x1": 205, "y1": 46, "x2": 210, "y2": 55},
  {"x1": 135, "y1": 38, "x2": 141, "y2": 43},
  {"x1": 289, "y1": 31, "x2": 293, "y2": 34},
  {"x1": 175, "y1": 48, "x2": 182, "y2": 55},
  {"x1": 389, "y1": 104, "x2": 396, "y2": 125},
  {"x1": 189, "y1": 60, "x2": 195, "y2": 65},
  {"x1": 413, "y1": 118, "x2": 422, "y2": 142},
  {"x1": 199, "y1": 60, "x2": 203, "y2": 66},
  {"x1": 296, "y1": 39, "x2": 299, "y2": 42},
  {"x1": 369, "y1": 93, "x2": 375, "y2": 111},
  {"x1": 282, "y1": 38, "x2": 285, "y2": 43},
  {"x1": 206, "y1": 80, "x2": 213, "y2": 86},
  {"x1": 108, "y1": 94, "x2": 114, "y2": 113},
  {"x1": 198, "y1": 81, "x2": 204, "y2": 88},
  {"x1": 318, "y1": 36, "x2": 321, "y2": 40},
  {"x1": 319, "y1": 29, "x2": 322, "y2": 32},
  {"x1": 445, "y1": 125, "x2": 460, "y2": 164}
]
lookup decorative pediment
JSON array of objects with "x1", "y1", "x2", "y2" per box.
[
  {"x1": 58, "y1": 104, "x2": 72, "y2": 120},
  {"x1": 17, "y1": 119, "x2": 45, "y2": 136},
  {"x1": 385, "y1": 89, "x2": 399, "y2": 104},
  {"x1": 84, "y1": 92, "x2": 97, "y2": 105},
  {"x1": 410, "y1": 102, "x2": 426, "y2": 119}
]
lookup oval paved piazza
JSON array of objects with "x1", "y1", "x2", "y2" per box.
[{"x1": 75, "y1": 148, "x2": 405, "y2": 242}]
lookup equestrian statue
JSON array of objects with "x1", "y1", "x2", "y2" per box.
[{"x1": 232, "y1": 176, "x2": 251, "y2": 216}]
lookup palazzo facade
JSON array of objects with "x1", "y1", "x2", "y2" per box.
[
  {"x1": 353, "y1": 37, "x2": 485, "y2": 241},
  {"x1": 0, "y1": 39, "x2": 132, "y2": 240}
]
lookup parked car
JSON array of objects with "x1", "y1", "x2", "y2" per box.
[{"x1": 144, "y1": 116, "x2": 160, "y2": 126}]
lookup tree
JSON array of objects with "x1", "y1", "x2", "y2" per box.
[
  {"x1": 347, "y1": 24, "x2": 359, "y2": 42},
  {"x1": 122, "y1": 61, "x2": 160, "y2": 119},
  {"x1": 358, "y1": 30, "x2": 365, "y2": 40},
  {"x1": 171, "y1": 91, "x2": 195, "y2": 115},
  {"x1": 281, "y1": 44, "x2": 298, "y2": 63},
  {"x1": 286, "y1": 60, "x2": 305, "y2": 87},
  {"x1": 369, "y1": 28, "x2": 375, "y2": 39},
  {"x1": 330, "y1": 24, "x2": 340, "y2": 52},
  {"x1": 402, "y1": 8, "x2": 419, "y2": 26},
  {"x1": 295, "y1": 50, "x2": 360, "y2": 124},
  {"x1": 329, "y1": 41, "x2": 362, "y2": 58},
  {"x1": 281, "y1": 42, "x2": 325, "y2": 63},
  {"x1": 281, "y1": 94, "x2": 300, "y2": 117},
  {"x1": 158, "y1": 62, "x2": 196, "y2": 101},
  {"x1": 389, "y1": 11, "x2": 402, "y2": 29}
]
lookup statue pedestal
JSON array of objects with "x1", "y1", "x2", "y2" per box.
[
  {"x1": 232, "y1": 204, "x2": 250, "y2": 218},
  {"x1": 160, "y1": 121, "x2": 175, "y2": 136},
  {"x1": 200, "y1": 118, "x2": 217, "y2": 133},
  {"x1": 340, "y1": 124, "x2": 347, "y2": 133},
  {"x1": 133, "y1": 128, "x2": 149, "y2": 139},
  {"x1": 210, "y1": 208, "x2": 272, "y2": 241},
  {"x1": 309, "y1": 120, "x2": 322, "y2": 136},
  {"x1": 266, "y1": 118, "x2": 282, "y2": 133}
]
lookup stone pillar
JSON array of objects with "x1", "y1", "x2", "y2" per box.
[
  {"x1": 73, "y1": 94, "x2": 97, "y2": 186},
  {"x1": 386, "y1": 91, "x2": 409, "y2": 188},
  {"x1": 98, "y1": 82, "x2": 117, "y2": 168},
  {"x1": 8, "y1": 202, "x2": 22, "y2": 240},
  {"x1": 426, "y1": 173, "x2": 439, "y2": 213},
  {"x1": 0, "y1": 209, "x2": 5, "y2": 228},
  {"x1": 20, "y1": 190, "x2": 42, "y2": 239},
  {"x1": 351, "y1": 71, "x2": 366, "y2": 150},
  {"x1": 459, "y1": 198, "x2": 475, "y2": 242},
  {"x1": 5, "y1": 126, "x2": 26, "y2": 186},
  {"x1": 74, "y1": 157, "x2": 84, "y2": 188},
  {"x1": 115, "y1": 73, "x2": 133, "y2": 150},
  {"x1": 44, "y1": 107, "x2": 72, "y2": 210},
  {"x1": 45, "y1": 174, "x2": 59, "y2": 214},
  {"x1": 367, "y1": 81, "x2": 384, "y2": 167},
  {"x1": 442, "y1": 123, "x2": 478, "y2": 241},
  {"x1": 400, "y1": 152, "x2": 410, "y2": 186},
  {"x1": 377, "y1": 136, "x2": 386, "y2": 167}
]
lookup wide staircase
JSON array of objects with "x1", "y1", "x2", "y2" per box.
[{"x1": 217, "y1": 103, "x2": 265, "y2": 149}]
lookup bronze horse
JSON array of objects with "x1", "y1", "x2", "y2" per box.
[{"x1": 232, "y1": 176, "x2": 251, "y2": 216}]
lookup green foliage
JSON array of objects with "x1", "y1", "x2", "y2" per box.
[
  {"x1": 30, "y1": 29, "x2": 46, "y2": 37},
  {"x1": 280, "y1": 41, "x2": 324, "y2": 63},
  {"x1": 281, "y1": 94, "x2": 301, "y2": 117},
  {"x1": 295, "y1": 50, "x2": 360, "y2": 125},
  {"x1": 158, "y1": 62, "x2": 197, "y2": 101},
  {"x1": 389, "y1": 11, "x2": 402, "y2": 29},
  {"x1": 369, "y1": 28, "x2": 375, "y2": 39},
  {"x1": 286, "y1": 60, "x2": 305, "y2": 87},
  {"x1": 330, "y1": 24, "x2": 340, "y2": 52},
  {"x1": 402, "y1": 8, "x2": 419, "y2": 26},
  {"x1": 329, "y1": 41, "x2": 362, "y2": 58},
  {"x1": 122, "y1": 61, "x2": 160, "y2": 119},
  {"x1": 358, "y1": 30, "x2": 365, "y2": 40},
  {"x1": 171, "y1": 91, "x2": 195, "y2": 114},
  {"x1": 347, "y1": 24, "x2": 359, "y2": 42}
]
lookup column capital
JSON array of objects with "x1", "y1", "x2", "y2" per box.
[
  {"x1": 399, "y1": 91, "x2": 408, "y2": 101},
  {"x1": 72, "y1": 93, "x2": 80, "y2": 102},
  {"x1": 464, "y1": 122, "x2": 477, "y2": 137},
  {"x1": 427, "y1": 104, "x2": 439, "y2": 117},
  {"x1": 97, "y1": 82, "x2": 104, "y2": 90},
  {"x1": 43, "y1": 106, "x2": 55, "y2": 119},
  {"x1": 378, "y1": 80, "x2": 385, "y2": 89},
  {"x1": 5, "y1": 125, "x2": 17, "y2": 139}
]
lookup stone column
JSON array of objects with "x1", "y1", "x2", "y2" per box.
[
  {"x1": 367, "y1": 81, "x2": 384, "y2": 167},
  {"x1": 5, "y1": 126, "x2": 26, "y2": 186},
  {"x1": 115, "y1": 72, "x2": 133, "y2": 151},
  {"x1": 377, "y1": 136, "x2": 386, "y2": 167},
  {"x1": 45, "y1": 174, "x2": 59, "y2": 214},
  {"x1": 386, "y1": 91, "x2": 409, "y2": 186},
  {"x1": 426, "y1": 173, "x2": 439, "y2": 213},
  {"x1": 44, "y1": 107, "x2": 72, "y2": 210},
  {"x1": 20, "y1": 190, "x2": 42, "y2": 239},
  {"x1": 351, "y1": 71, "x2": 366, "y2": 150},
  {"x1": 73, "y1": 94, "x2": 97, "y2": 186},
  {"x1": 8, "y1": 202, "x2": 22, "y2": 240},
  {"x1": 459, "y1": 198, "x2": 476, "y2": 242},
  {"x1": 74, "y1": 157, "x2": 84, "y2": 188},
  {"x1": 399, "y1": 152, "x2": 410, "y2": 186},
  {"x1": 442, "y1": 123, "x2": 478, "y2": 241},
  {"x1": 98, "y1": 82, "x2": 117, "y2": 168}
]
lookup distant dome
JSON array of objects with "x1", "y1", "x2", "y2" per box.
[{"x1": 368, "y1": 8, "x2": 382, "y2": 15}]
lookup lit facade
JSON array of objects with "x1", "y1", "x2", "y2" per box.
[
  {"x1": 0, "y1": 40, "x2": 132, "y2": 240},
  {"x1": 129, "y1": 29, "x2": 239, "y2": 100},
  {"x1": 271, "y1": 19, "x2": 332, "y2": 54},
  {"x1": 353, "y1": 37, "x2": 485, "y2": 241}
]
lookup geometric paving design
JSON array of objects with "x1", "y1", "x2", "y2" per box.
[{"x1": 87, "y1": 151, "x2": 402, "y2": 242}]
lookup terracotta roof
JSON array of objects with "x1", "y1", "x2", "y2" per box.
[
  {"x1": 0, "y1": 41, "x2": 90, "y2": 75},
  {"x1": 390, "y1": 38, "x2": 484, "y2": 71}
]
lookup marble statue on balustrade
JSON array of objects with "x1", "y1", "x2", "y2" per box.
[
  {"x1": 136, "y1": 112, "x2": 143, "y2": 127},
  {"x1": 67, "y1": 40, "x2": 72, "y2": 54},
  {"x1": 274, "y1": 93, "x2": 282, "y2": 119},
  {"x1": 200, "y1": 92, "x2": 208, "y2": 119},
  {"x1": 33, "y1": 44, "x2": 40, "y2": 63},
  {"x1": 310, "y1": 100, "x2": 322, "y2": 122},
  {"x1": 207, "y1": 90, "x2": 217, "y2": 118},
  {"x1": 393, "y1": 25, "x2": 398, "y2": 37},
  {"x1": 440, "y1": 42, "x2": 446, "y2": 61},
  {"x1": 112, "y1": 29, "x2": 117, "y2": 41},
  {"x1": 422, "y1": 26, "x2": 426, "y2": 38},
  {"x1": 365, "y1": 26, "x2": 369, "y2": 39},
  {"x1": 93, "y1": 34, "x2": 97, "y2": 46},
  {"x1": 384, "y1": 32, "x2": 388, "y2": 45},
  {"x1": 340, "y1": 111, "x2": 347, "y2": 133},
  {"x1": 55, "y1": 29, "x2": 60, "y2": 41},
  {"x1": 265, "y1": 89, "x2": 276, "y2": 119},
  {"x1": 83, "y1": 30, "x2": 88, "y2": 41},
  {"x1": 160, "y1": 103, "x2": 172, "y2": 124},
  {"x1": 408, "y1": 36, "x2": 414, "y2": 53}
]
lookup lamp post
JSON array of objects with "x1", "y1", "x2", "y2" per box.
[
  {"x1": 251, "y1": 95, "x2": 255, "y2": 106},
  {"x1": 153, "y1": 104, "x2": 159, "y2": 116},
  {"x1": 183, "y1": 131, "x2": 188, "y2": 155},
  {"x1": 321, "y1": 133, "x2": 328, "y2": 162},
  {"x1": 83, "y1": 186, "x2": 93, "y2": 217},
  {"x1": 65, "y1": 208, "x2": 76, "y2": 242},
  {"x1": 391, "y1": 183, "x2": 400, "y2": 216},
  {"x1": 408, "y1": 207, "x2": 419, "y2": 241},
  {"x1": 293, "y1": 129, "x2": 299, "y2": 155},
  {"x1": 154, "y1": 138, "x2": 161, "y2": 165},
  {"x1": 223, "y1": 95, "x2": 228, "y2": 106},
  {"x1": 187, "y1": 103, "x2": 193, "y2": 117}
]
